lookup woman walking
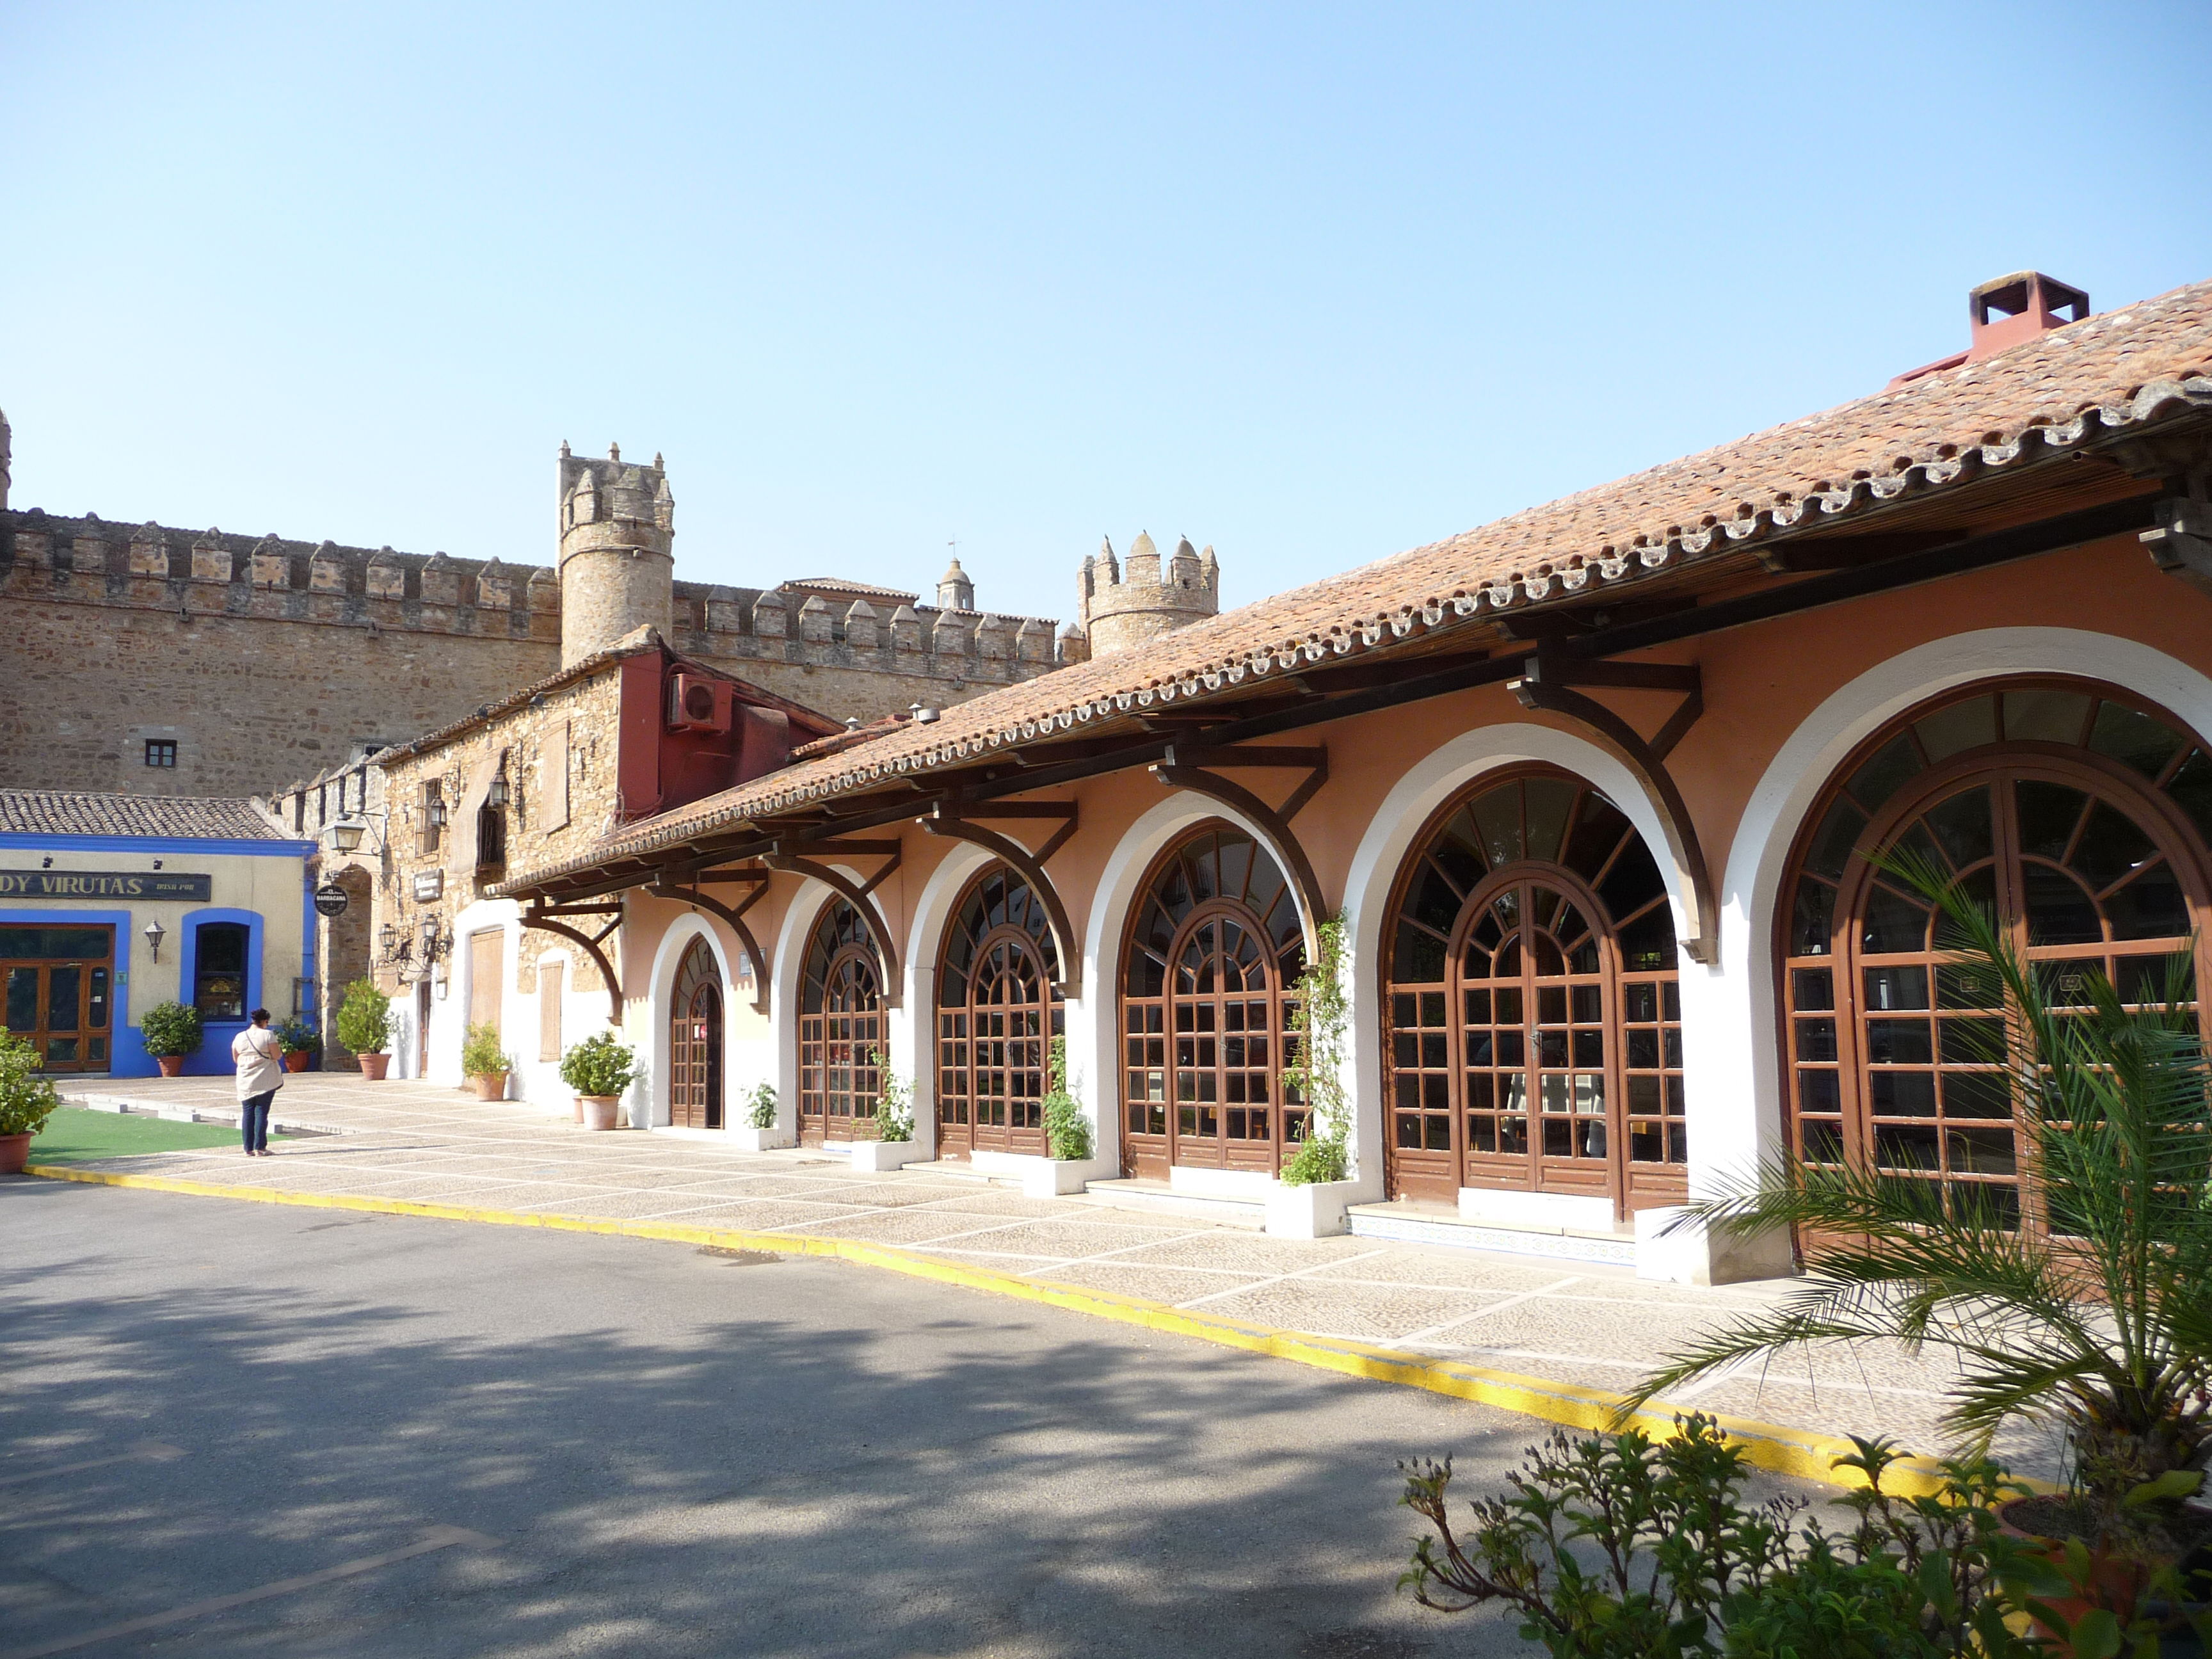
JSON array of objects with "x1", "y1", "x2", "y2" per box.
[{"x1": 232, "y1": 1007, "x2": 284, "y2": 1157}]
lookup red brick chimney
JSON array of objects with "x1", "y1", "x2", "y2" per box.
[{"x1": 1889, "y1": 271, "x2": 2091, "y2": 389}]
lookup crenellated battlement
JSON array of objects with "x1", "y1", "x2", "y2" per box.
[{"x1": 1077, "y1": 529, "x2": 1220, "y2": 657}]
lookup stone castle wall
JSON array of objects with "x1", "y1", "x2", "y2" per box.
[{"x1": 0, "y1": 509, "x2": 1070, "y2": 798}]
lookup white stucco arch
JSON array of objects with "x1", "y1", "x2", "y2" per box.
[
  {"x1": 1077, "y1": 790, "x2": 1316, "y2": 1182},
  {"x1": 1337, "y1": 724, "x2": 1705, "y2": 1207},
  {"x1": 897, "y1": 840, "x2": 1002, "y2": 1158},
  {"x1": 1704, "y1": 629, "x2": 2212, "y2": 1201},
  {"x1": 639, "y1": 910, "x2": 741, "y2": 1132}
]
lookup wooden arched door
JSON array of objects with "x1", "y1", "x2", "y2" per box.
[
  {"x1": 799, "y1": 899, "x2": 884, "y2": 1144},
  {"x1": 1119, "y1": 824, "x2": 1306, "y2": 1179},
  {"x1": 936, "y1": 865, "x2": 1064, "y2": 1160},
  {"x1": 1382, "y1": 770, "x2": 1684, "y2": 1215},
  {"x1": 1781, "y1": 680, "x2": 2212, "y2": 1231},
  {"x1": 669, "y1": 936, "x2": 724, "y2": 1130}
]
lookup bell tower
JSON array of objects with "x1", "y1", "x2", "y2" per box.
[{"x1": 557, "y1": 441, "x2": 675, "y2": 667}]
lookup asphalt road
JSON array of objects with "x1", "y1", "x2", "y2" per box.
[{"x1": 0, "y1": 1177, "x2": 1544, "y2": 1659}]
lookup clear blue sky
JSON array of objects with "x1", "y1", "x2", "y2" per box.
[{"x1": 4, "y1": 3, "x2": 2208, "y2": 626}]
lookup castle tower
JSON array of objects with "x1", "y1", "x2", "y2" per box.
[
  {"x1": 557, "y1": 440, "x2": 674, "y2": 667},
  {"x1": 937, "y1": 556, "x2": 975, "y2": 611},
  {"x1": 1077, "y1": 531, "x2": 1219, "y2": 656}
]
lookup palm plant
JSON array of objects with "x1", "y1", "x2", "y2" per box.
[{"x1": 1629, "y1": 851, "x2": 2212, "y2": 1517}]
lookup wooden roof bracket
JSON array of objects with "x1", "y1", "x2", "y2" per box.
[
  {"x1": 1151, "y1": 743, "x2": 1331, "y2": 959},
  {"x1": 763, "y1": 853, "x2": 902, "y2": 1007},
  {"x1": 2140, "y1": 464, "x2": 2212, "y2": 599},
  {"x1": 648, "y1": 876, "x2": 772, "y2": 1016},
  {"x1": 521, "y1": 902, "x2": 625, "y2": 1025},
  {"x1": 1505, "y1": 653, "x2": 1719, "y2": 965},
  {"x1": 922, "y1": 801, "x2": 1083, "y2": 998}
]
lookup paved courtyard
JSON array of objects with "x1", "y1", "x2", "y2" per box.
[{"x1": 44, "y1": 1075, "x2": 2036, "y2": 1476}]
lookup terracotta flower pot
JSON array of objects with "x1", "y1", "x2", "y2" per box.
[
  {"x1": 573, "y1": 1094, "x2": 584, "y2": 1123},
  {"x1": 471, "y1": 1072, "x2": 509, "y2": 1102},
  {"x1": 156, "y1": 1055, "x2": 185, "y2": 1078},
  {"x1": 357, "y1": 1053, "x2": 390, "y2": 1081},
  {"x1": 0, "y1": 1132, "x2": 31, "y2": 1175},
  {"x1": 579, "y1": 1094, "x2": 620, "y2": 1131},
  {"x1": 284, "y1": 1051, "x2": 311, "y2": 1073}
]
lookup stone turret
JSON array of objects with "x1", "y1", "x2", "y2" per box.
[
  {"x1": 1077, "y1": 531, "x2": 1219, "y2": 657},
  {"x1": 937, "y1": 557, "x2": 974, "y2": 611},
  {"x1": 557, "y1": 440, "x2": 674, "y2": 668}
]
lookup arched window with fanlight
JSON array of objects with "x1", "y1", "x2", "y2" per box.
[
  {"x1": 1382, "y1": 769, "x2": 1683, "y2": 1215},
  {"x1": 936, "y1": 863, "x2": 1064, "y2": 1160},
  {"x1": 1119, "y1": 823, "x2": 1306, "y2": 1180},
  {"x1": 1781, "y1": 679, "x2": 2212, "y2": 1230},
  {"x1": 799, "y1": 899, "x2": 883, "y2": 1144},
  {"x1": 668, "y1": 936, "x2": 723, "y2": 1131}
]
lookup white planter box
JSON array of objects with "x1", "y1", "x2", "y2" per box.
[
  {"x1": 970, "y1": 1148, "x2": 1101, "y2": 1197},
  {"x1": 1633, "y1": 1206, "x2": 1796, "y2": 1286},
  {"x1": 728, "y1": 1125, "x2": 796, "y2": 1151},
  {"x1": 847, "y1": 1139, "x2": 924, "y2": 1173},
  {"x1": 1265, "y1": 1179, "x2": 1359, "y2": 1238}
]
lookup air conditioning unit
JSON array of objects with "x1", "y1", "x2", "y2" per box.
[{"x1": 667, "y1": 671, "x2": 734, "y2": 733}]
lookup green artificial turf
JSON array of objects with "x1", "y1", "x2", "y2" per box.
[{"x1": 27, "y1": 1105, "x2": 290, "y2": 1163}]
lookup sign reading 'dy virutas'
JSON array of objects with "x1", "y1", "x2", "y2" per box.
[{"x1": 0, "y1": 870, "x2": 214, "y2": 901}]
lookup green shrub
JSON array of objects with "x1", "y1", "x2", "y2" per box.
[
  {"x1": 745, "y1": 1081, "x2": 778, "y2": 1130},
  {"x1": 869, "y1": 1049, "x2": 913, "y2": 1142},
  {"x1": 559, "y1": 1030, "x2": 634, "y2": 1098},
  {"x1": 1397, "y1": 1416, "x2": 2191, "y2": 1659},
  {"x1": 1041, "y1": 1037, "x2": 1090, "y2": 1160},
  {"x1": 460, "y1": 1022, "x2": 514, "y2": 1078},
  {"x1": 333, "y1": 979, "x2": 392, "y2": 1055},
  {"x1": 0, "y1": 1034, "x2": 61, "y2": 1136},
  {"x1": 1279, "y1": 917, "x2": 1349, "y2": 1185},
  {"x1": 138, "y1": 1000, "x2": 204, "y2": 1059},
  {"x1": 273, "y1": 1017, "x2": 321, "y2": 1055}
]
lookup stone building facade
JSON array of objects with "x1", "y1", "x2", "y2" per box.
[{"x1": 0, "y1": 421, "x2": 1080, "y2": 800}]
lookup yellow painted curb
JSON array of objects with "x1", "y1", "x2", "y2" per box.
[{"x1": 25, "y1": 1161, "x2": 1964, "y2": 1496}]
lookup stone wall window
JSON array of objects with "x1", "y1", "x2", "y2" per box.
[
  {"x1": 144, "y1": 739, "x2": 177, "y2": 768},
  {"x1": 417, "y1": 780, "x2": 444, "y2": 856}
]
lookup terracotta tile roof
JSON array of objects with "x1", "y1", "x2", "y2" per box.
[
  {"x1": 0, "y1": 789, "x2": 293, "y2": 841},
  {"x1": 499, "y1": 275, "x2": 2212, "y2": 894}
]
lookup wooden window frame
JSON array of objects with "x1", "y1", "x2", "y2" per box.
[
  {"x1": 669, "y1": 936, "x2": 723, "y2": 1131},
  {"x1": 1380, "y1": 765, "x2": 1686, "y2": 1218},
  {"x1": 798, "y1": 900, "x2": 884, "y2": 1144},
  {"x1": 1117, "y1": 822, "x2": 1306, "y2": 1180},
  {"x1": 1777, "y1": 677, "x2": 2212, "y2": 1232},
  {"x1": 934, "y1": 863, "x2": 1063, "y2": 1160}
]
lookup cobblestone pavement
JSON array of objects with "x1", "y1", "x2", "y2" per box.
[{"x1": 48, "y1": 1075, "x2": 2045, "y2": 1476}]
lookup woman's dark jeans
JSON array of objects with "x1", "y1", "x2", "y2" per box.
[{"x1": 241, "y1": 1091, "x2": 276, "y2": 1152}]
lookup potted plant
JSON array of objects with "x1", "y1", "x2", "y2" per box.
[
  {"x1": 1020, "y1": 1036, "x2": 1094, "y2": 1197},
  {"x1": 335, "y1": 979, "x2": 393, "y2": 1080},
  {"x1": 0, "y1": 1033, "x2": 61, "y2": 1174},
  {"x1": 847, "y1": 1049, "x2": 920, "y2": 1171},
  {"x1": 1631, "y1": 853, "x2": 2212, "y2": 1623},
  {"x1": 274, "y1": 1018, "x2": 321, "y2": 1073},
  {"x1": 559, "y1": 1031, "x2": 634, "y2": 1131},
  {"x1": 731, "y1": 1080, "x2": 790, "y2": 1151},
  {"x1": 139, "y1": 1000, "x2": 203, "y2": 1078},
  {"x1": 1270, "y1": 918, "x2": 1360, "y2": 1237},
  {"x1": 460, "y1": 1022, "x2": 515, "y2": 1102}
]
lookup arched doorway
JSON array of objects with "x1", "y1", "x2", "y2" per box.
[
  {"x1": 799, "y1": 899, "x2": 884, "y2": 1144},
  {"x1": 936, "y1": 864, "x2": 1064, "y2": 1160},
  {"x1": 1781, "y1": 679, "x2": 2212, "y2": 1230},
  {"x1": 1381, "y1": 769, "x2": 1683, "y2": 1215},
  {"x1": 669, "y1": 936, "x2": 723, "y2": 1130},
  {"x1": 1119, "y1": 822, "x2": 1306, "y2": 1179}
]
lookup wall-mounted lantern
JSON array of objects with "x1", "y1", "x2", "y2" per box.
[{"x1": 143, "y1": 918, "x2": 166, "y2": 963}]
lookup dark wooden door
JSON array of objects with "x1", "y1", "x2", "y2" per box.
[
  {"x1": 669, "y1": 938, "x2": 725, "y2": 1130},
  {"x1": 1, "y1": 924, "x2": 114, "y2": 1071}
]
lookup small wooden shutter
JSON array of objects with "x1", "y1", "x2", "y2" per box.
[
  {"x1": 449, "y1": 751, "x2": 500, "y2": 877},
  {"x1": 469, "y1": 930, "x2": 502, "y2": 1037},
  {"x1": 538, "y1": 959, "x2": 565, "y2": 1061}
]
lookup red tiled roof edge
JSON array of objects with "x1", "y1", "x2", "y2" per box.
[{"x1": 495, "y1": 276, "x2": 2212, "y2": 895}]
